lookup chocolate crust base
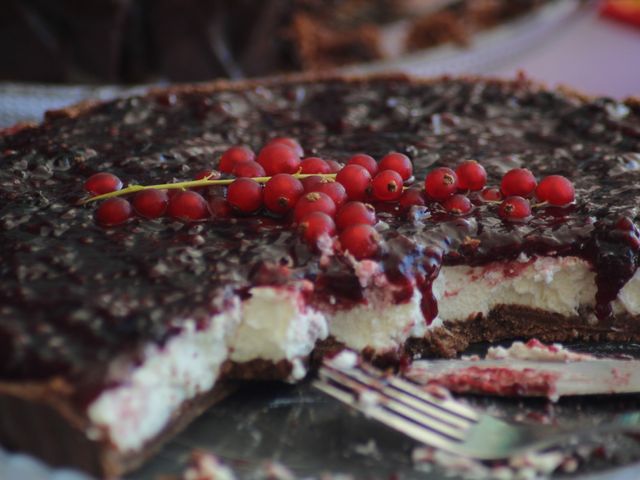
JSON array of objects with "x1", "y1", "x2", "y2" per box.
[
  {"x1": 310, "y1": 305, "x2": 640, "y2": 368},
  {"x1": 411, "y1": 305, "x2": 640, "y2": 359},
  {"x1": 0, "y1": 381, "x2": 235, "y2": 479},
  {"x1": 222, "y1": 358, "x2": 297, "y2": 382}
]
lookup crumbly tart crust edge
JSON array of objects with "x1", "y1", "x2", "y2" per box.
[
  {"x1": 38, "y1": 71, "x2": 640, "y2": 125},
  {"x1": 0, "y1": 381, "x2": 235, "y2": 478}
]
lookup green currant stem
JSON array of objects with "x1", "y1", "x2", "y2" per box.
[{"x1": 80, "y1": 173, "x2": 337, "y2": 204}]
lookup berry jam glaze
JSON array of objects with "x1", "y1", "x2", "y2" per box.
[{"x1": 1, "y1": 75, "x2": 640, "y2": 396}]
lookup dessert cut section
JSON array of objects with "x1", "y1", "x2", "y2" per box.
[{"x1": 1, "y1": 74, "x2": 640, "y2": 477}]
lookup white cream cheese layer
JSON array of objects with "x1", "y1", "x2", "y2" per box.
[
  {"x1": 229, "y1": 286, "x2": 329, "y2": 379},
  {"x1": 87, "y1": 303, "x2": 241, "y2": 452},
  {"x1": 88, "y1": 284, "x2": 331, "y2": 452},
  {"x1": 327, "y1": 259, "x2": 423, "y2": 352},
  {"x1": 434, "y1": 256, "x2": 598, "y2": 322}
]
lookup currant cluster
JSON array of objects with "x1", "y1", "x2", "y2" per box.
[
  {"x1": 84, "y1": 138, "x2": 416, "y2": 260},
  {"x1": 84, "y1": 137, "x2": 576, "y2": 260},
  {"x1": 423, "y1": 163, "x2": 575, "y2": 221}
]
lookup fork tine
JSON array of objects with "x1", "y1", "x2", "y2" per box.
[
  {"x1": 322, "y1": 365, "x2": 473, "y2": 432},
  {"x1": 313, "y1": 379, "x2": 460, "y2": 452},
  {"x1": 360, "y1": 363, "x2": 479, "y2": 421},
  {"x1": 319, "y1": 367, "x2": 469, "y2": 440}
]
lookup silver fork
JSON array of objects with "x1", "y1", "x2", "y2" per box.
[{"x1": 314, "y1": 360, "x2": 640, "y2": 460}]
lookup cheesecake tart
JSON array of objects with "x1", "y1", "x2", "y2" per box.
[{"x1": 1, "y1": 73, "x2": 640, "y2": 477}]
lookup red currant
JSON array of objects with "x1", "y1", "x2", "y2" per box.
[
  {"x1": 208, "y1": 197, "x2": 232, "y2": 218},
  {"x1": 456, "y1": 160, "x2": 486, "y2": 191},
  {"x1": 336, "y1": 164, "x2": 372, "y2": 201},
  {"x1": 232, "y1": 161, "x2": 266, "y2": 178},
  {"x1": 480, "y1": 187, "x2": 503, "y2": 202},
  {"x1": 84, "y1": 172, "x2": 123, "y2": 196},
  {"x1": 257, "y1": 144, "x2": 301, "y2": 176},
  {"x1": 309, "y1": 179, "x2": 348, "y2": 208},
  {"x1": 535, "y1": 175, "x2": 575, "y2": 206},
  {"x1": 371, "y1": 170, "x2": 403, "y2": 202},
  {"x1": 267, "y1": 137, "x2": 304, "y2": 157},
  {"x1": 219, "y1": 146, "x2": 255, "y2": 174},
  {"x1": 442, "y1": 194, "x2": 472, "y2": 215},
  {"x1": 339, "y1": 224, "x2": 380, "y2": 260},
  {"x1": 379, "y1": 152, "x2": 413, "y2": 181},
  {"x1": 498, "y1": 196, "x2": 531, "y2": 221},
  {"x1": 95, "y1": 198, "x2": 132, "y2": 226},
  {"x1": 425, "y1": 167, "x2": 458, "y2": 201},
  {"x1": 293, "y1": 192, "x2": 336, "y2": 224},
  {"x1": 399, "y1": 189, "x2": 426, "y2": 210},
  {"x1": 227, "y1": 178, "x2": 263, "y2": 214},
  {"x1": 264, "y1": 174, "x2": 304, "y2": 214},
  {"x1": 325, "y1": 160, "x2": 344, "y2": 173},
  {"x1": 616, "y1": 216, "x2": 638, "y2": 233},
  {"x1": 347, "y1": 154, "x2": 378, "y2": 176},
  {"x1": 299, "y1": 212, "x2": 336, "y2": 247},
  {"x1": 301, "y1": 175, "x2": 325, "y2": 191},
  {"x1": 335, "y1": 201, "x2": 376, "y2": 231},
  {"x1": 300, "y1": 157, "x2": 331, "y2": 174},
  {"x1": 167, "y1": 191, "x2": 209, "y2": 221},
  {"x1": 501, "y1": 168, "x2": 537, "y2": 198},
  {"x1": 132, "y1": 189, "x2": 169, "y2": 219}
]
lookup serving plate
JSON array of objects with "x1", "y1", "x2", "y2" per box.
[{"x1": 4, "y1": 342, "x2": 640, "y2": 480}]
